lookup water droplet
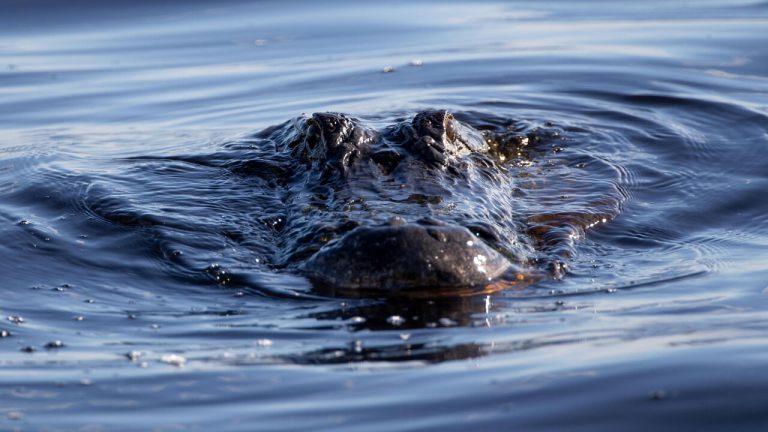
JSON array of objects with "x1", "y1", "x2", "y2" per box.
[
  {"x1": 255, "y1": 339, "x2": 273, "y2": 347},
  {"x1": 160, "y1": 354, "x2": 186, "y2": 367},
  {"x1": 386, "y1": 315, "x2": 406, "y2": 326}
]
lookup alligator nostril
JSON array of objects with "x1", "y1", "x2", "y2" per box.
[
  {"x1": 385, "y1": 216, "x2": 407, "y2": 226},
  {"x1": 426, "y1": 227, "x2": 448, "y2": 243}
]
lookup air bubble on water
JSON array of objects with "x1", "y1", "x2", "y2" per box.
[
  {"x1": 84, "y1": 299, "x2": 94, "y2": 303},
  {"x1": 399, "y1": 333, "x2": 411, "y2": 341},
  {"x1": 233, "y1": 291, "x2": 245, "y2": 297},
  {"x1": 74, "y1": 316, "x2": 84, "y2": 321},
  {"x1": 349, "y1": 316, "x2": 366, "y2": 324},
  {"x1": 0, "y1": 330, "x2": 10, "y2": 337},
  {"x1": 386, "y1": 315, "x2": 406, "y2": 326},
  {"x1": 160, "y1": 354, "x2": 186, "y2": 367},
  {"x1": 383, "y1": 66, "x2": 395, "y2": 73},
  {"x1": 7, "y1": 316, "x2": 24, "y2": 325},
  {"x1": 409, "y1": 59, "x2": 424, "y2": 66},
  {"x1": 126, "y1": 351, "x2": 142, "y2": 361}
]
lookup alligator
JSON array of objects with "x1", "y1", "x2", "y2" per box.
[
  {"x1": 90, "y1": 109, "x2": 621, "y2": 298},
  {"x1": 221, "y1": 109, "x2": 620, "y2": 297}
]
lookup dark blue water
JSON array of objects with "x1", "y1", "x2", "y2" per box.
[{"x1": 2, "y1": 1, "x2": 768, "y2": 430}]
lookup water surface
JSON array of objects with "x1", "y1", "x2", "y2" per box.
[{"x1": 2, "y1": 1, "x2": 768, "y2": 430}]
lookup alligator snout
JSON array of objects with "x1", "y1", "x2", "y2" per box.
[{"x1": 300, "y1": 219, "x2": 515, "y2": 293}]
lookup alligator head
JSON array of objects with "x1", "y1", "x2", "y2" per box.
[{"x1": 257, "y1": 109, "x2": 548, "y2": 296}]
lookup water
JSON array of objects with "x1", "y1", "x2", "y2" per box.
[{"x1": 2, "y1": 1, "x2": 768, "y2": 430}]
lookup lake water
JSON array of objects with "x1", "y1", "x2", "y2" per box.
[{"x1": 2, "y1": 1, "x2": 768, "y2": 430}]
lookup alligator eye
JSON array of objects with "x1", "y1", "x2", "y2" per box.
[{"x1": 464, "y1": 222, "x2": 501, "y2": 243}]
